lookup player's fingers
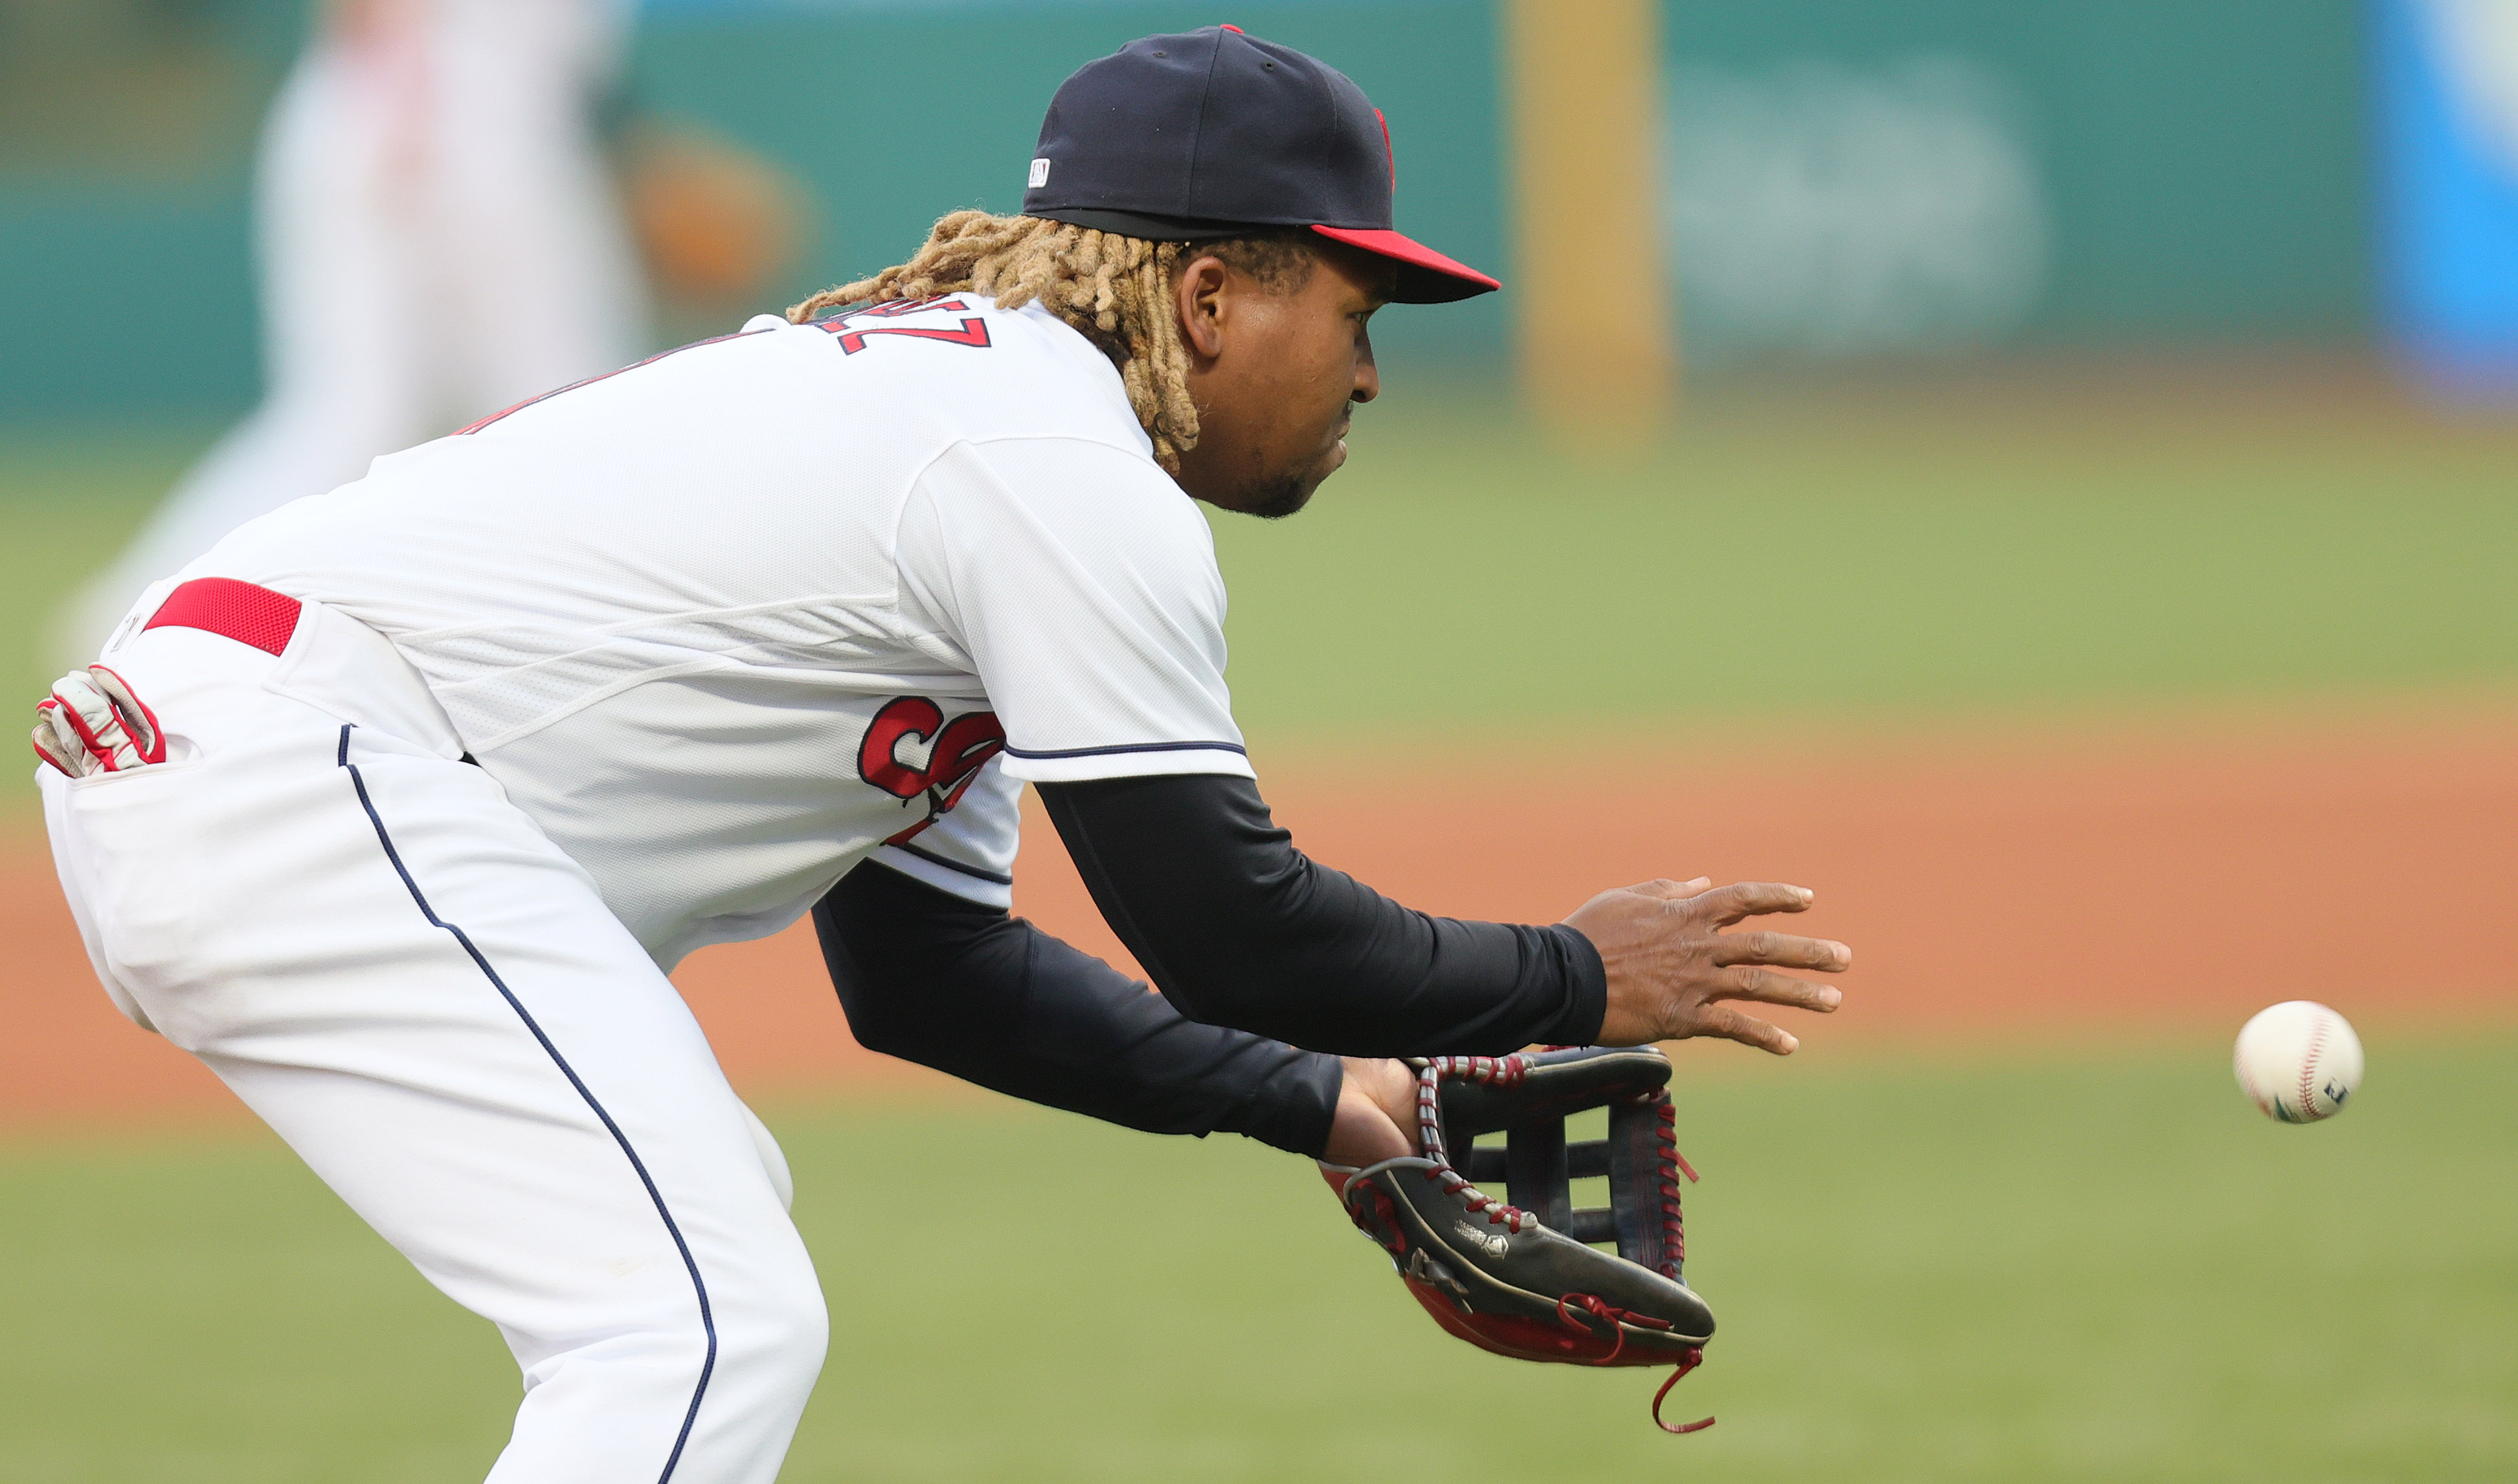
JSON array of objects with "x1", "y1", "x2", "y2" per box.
[
  {"x1": 1711, "y1": 966, "x2": 1841, "y2": 1013},
  {"x1": 1683, "y1": 881, "x2": 1814, "y2": 927},
  {"x1": 1709, "y1": 930, "x2": 1852, "y2": 971},
  {"x1": 1686, "y1": 1003, "x2": 1800, "y2": 1055},
  {"x1": 1626, "y1": 876, "x2": 1714, "y2": 901}
]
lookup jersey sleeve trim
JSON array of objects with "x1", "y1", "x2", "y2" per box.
[
  {"x1": 998, "y1": 741, "x2": 1257, "y2": 785},
  {"x1": 1002, "y1": 739, "x2": 1248, "y2": 761},
  {"x1": 868, "y1": 844, "x2": 1015, "y2": 908}
]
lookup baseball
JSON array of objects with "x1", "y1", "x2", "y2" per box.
[{"x1": 2232, "y1": 1001, "x2": 2364, "y2": 1123}]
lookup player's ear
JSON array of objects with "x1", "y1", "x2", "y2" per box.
[{"x1": 1175, "y1": 254, "x2": 1231, "y2": 362}]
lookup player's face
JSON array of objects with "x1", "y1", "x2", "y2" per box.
[{"x1": 1172, "y1": 242, "x2": 1391, "y2": 519}]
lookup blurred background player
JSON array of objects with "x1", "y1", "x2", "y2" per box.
[{"x1": 51, "y1": 0, "x2": 649, "y2": 669}]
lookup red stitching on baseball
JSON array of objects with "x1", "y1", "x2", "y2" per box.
[{"x1": 2297, "y1": 1011, "x2": 2330, "y2": 1120}]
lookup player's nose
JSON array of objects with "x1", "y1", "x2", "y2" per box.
[{"x1": 1351, "y1": 347, "x2": 1380, "y2": 405}]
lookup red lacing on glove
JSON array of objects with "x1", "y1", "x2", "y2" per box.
[
  {"x1": 1652, "y1": 1099, "x2": 1698, "y2": 1278},
  {"x1": 1431, "y1": 1165, "x2": 1530, "y2": 1231},
  {"x1": 1639, "y1": 1096, "x2": 1709, "y2": 1432},
  {"x1": 1421, "y1": 1054, "x2": 1529, "y2": 1090},
  {"x1": 1413, "y1": 1057, "x2": 1533, "y2": 1233},
  {"x1": 1650, "y1": 1348, "x2": 1714, "y2": 1434},
  {"x1": 1557, "y1": 1293, "x2": 1714, "y2": 1435},
  {"x1": 1555, "y1": 1290, "x2": 1670, "y2": 1365}
]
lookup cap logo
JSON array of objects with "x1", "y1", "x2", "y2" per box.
[{"x1": 1028, "y1": 157, "x2": 1052, "y2": 188}]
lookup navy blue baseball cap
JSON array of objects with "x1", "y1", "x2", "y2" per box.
[{"x1": 1021, "y1": 24, "x2": 1501, "y2": 304}]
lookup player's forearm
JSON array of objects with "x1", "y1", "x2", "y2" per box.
[
  {"x1": 813, "y1": 862, "x2": 1342, "y2": 1156},
  {"x1": 1036, "y1": 774, "x2": 1606, "y2": 1056}
]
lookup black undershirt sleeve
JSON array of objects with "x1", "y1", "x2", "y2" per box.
[
  {"x1": 1036, "y1": 772, "x2": 1606, "y2": 1057},
  {"x1": 813, "y1": 861, "x2": 1343, "y2": 1157}
]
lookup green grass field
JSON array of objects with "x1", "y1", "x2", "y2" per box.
[
  {"x1": 1209, "y1": 379, "x2": 2518, "y2": 741},
  {"x1": 2, "y1": 1040, "x2": 2511, "y2": 1483}
]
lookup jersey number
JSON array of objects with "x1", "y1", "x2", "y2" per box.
[
  {"x1": 815, "y1": 298, "x2": 995, "y2": 356},
  {"x1": 859, "y1": 695, "x2": 1006, "y2": 846}
]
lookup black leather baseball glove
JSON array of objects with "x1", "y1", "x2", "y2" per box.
[{"x1": 1326, "y1": 1046, "x2": 1716, "y2": 1432}]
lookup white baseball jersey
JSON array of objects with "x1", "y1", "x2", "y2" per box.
[{"x1": 179, "y1": 295, "x2": 1253, "y2": 969}]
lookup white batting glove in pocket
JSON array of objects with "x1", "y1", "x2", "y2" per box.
[{"x1": 33, "y1": 666, "x2": 168, "y2": 779}]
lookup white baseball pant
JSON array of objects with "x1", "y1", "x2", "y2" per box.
[{"x1": 40, "y1": 604, "x2": 824, "y2": 1483}]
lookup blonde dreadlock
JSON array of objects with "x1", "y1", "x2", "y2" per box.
[{"x1": 788, "y1": 211, "x2": 1312, "y2": 472}]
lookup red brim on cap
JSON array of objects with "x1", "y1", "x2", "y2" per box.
[{"x1": 1311, "y1": 225, "x2": 1501, "y2": 303}]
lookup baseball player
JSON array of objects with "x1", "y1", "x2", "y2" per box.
[
  {"x1": 34, "y1": 27, "x2": 1848, "y2": 1482},
  {"x1": 53, "y1": 0, "x2": 648, "y2": 672}
]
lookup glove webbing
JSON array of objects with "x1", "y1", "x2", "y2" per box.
[
  {"x1": 1411, "y1": 1053, "x2": 1713, "y2": 1435},
  {"x1": 1414, "y1": 1054, "x2": 1696, "y2": 1277}
]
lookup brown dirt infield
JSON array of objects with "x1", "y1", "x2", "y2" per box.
[{"x1": 5, "y1": 705, "x2": 2512, "y2": 1130}]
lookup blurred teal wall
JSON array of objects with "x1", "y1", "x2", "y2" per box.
[
  {"x1": 0, "y1": 0, "x2": 1498, "y2": 422},
  {"x1": 0, "y1": 0, "x2": 299, "y2": 422},
  {"x1": 1663, "y1": 0, "x2": 2370, "y2": 345},
  {"x1": 0, "y1": 0, "x2": 2368, "y2": 423}
]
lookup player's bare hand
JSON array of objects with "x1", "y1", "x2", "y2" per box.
[
  {"x1": 1321, "y1": 1056, "x2": 1418, "y2": 1167},
  {"x1": 1565, "y1": 877, "x2": 1849, "y2": 1051}
]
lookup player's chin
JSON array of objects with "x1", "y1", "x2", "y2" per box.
[
  {"x1": 1239, "y1": 456, "x2": 1340, "y2": 521},
  {"x1": 1243, "y1": 476, "x2": 1318, "y2": 521}
]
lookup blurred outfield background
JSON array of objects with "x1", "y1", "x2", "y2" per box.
[
  {"x1": 3, "y1": 1, "x2": 2516, "y2": 1481},
  {"x1": 0, "y1": 0, "x2": 2384, "y2": 411}
]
